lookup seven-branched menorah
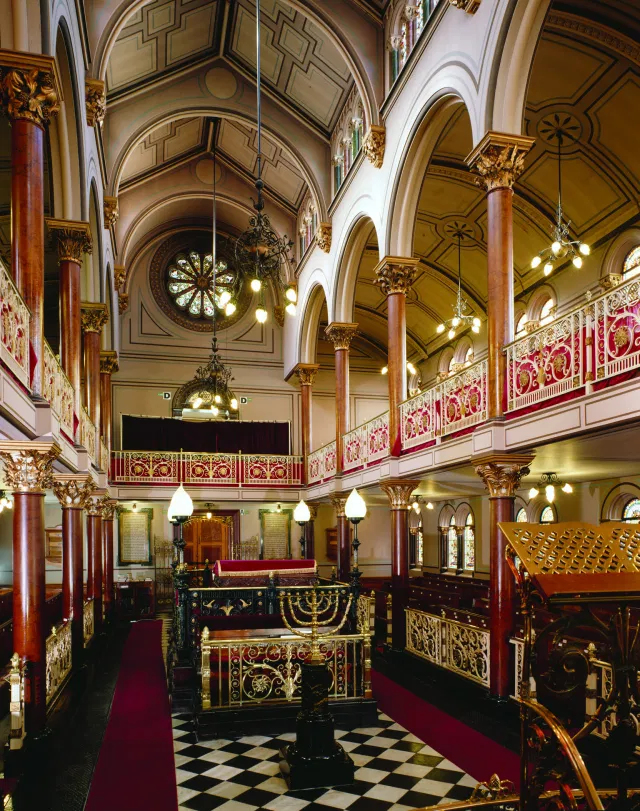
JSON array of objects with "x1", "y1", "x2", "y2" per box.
[{"x1": 278, "y1": 587, "x2": 352, "y2": 666}]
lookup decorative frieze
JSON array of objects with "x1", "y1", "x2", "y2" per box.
[
  {"x1": 295, "y1": 363, "x2": 319, "y2": 386},
  {"x1": 46, "y1": 218, "x2": 92, "y2": 264},
  {"x1": 474, "y1": 454, "x2": 534, "y2": 498},
  {"x1": 363, "y1": 125, "x2": 386, "y2": 169},
  {"x1": 466, "y1": 132, "x2": 535, "y2": 192},
  {"x1": 0, "y1": 51, "x2": 61, "y2": 127},
  {"x1": 374, "y1": 256, "x2": 420, "y2": 296},
  {"x1": 380, "y1": 479, "x2": 421, "y2": 510},
  {"x1": 81, "y1": 302, "x2": 109, "y2": 334},
  {"x1": 316, "y1": 222, "x2": 332, "y2": 253},
  {"x1": 85, "y1": 79, "x2": 106, "y2": 127},
  {"x1": 52, "y1": 474, "x2": 96, "y2": 509},
  {"x1": 103, "y1": 196, "x2": 119, "y2": 230},
  {"x1": 0, "y1": 441, "x2": 61, "y2": 493},
  {"x1": 99, "y1": 350, "x2": 119, "y2": 375},
  {"x1": 325, "y1": 322, "x2": 358, "y2": 351}
]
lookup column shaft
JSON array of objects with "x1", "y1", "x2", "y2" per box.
[
  {"x1": 62, "y1": 506, "x2": 84, "y2": 661},
  {"x1": 100, "y1": 370, "x2": 112, "y2": 449},
  {"x1": 84, "y1": 331, "x2": 101, "y2": 432},
  {"x1": 102, "y1": 518, "x2": 114, "y2": 620},
  {"x1": 391, "y1": 507, "x2": 409, "y2": 649},
  {"x1": 300, "y1": 382, "x2": 312, "y2": 481},
  {"x1": 335, "y1": 348, "x2": 349, "y2": 473},
  {"x1": 489, "y1": 495, "x2": 515, "y2": 697},
  {"x1": 87, "y1": 513, "x2": 103, "y2": 634},
  {"x1": 60, "y1": 260, "x2": 82, "y2": 427},
  {"x1": 337, "y1": 514, "x2": 350, "y2": 582},
  {"x1": 387, "y1": 291, "x2": 406, "y2": 455}
]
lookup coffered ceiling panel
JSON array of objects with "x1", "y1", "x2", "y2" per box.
[{"x1": 121, "y1": 117, "x2": 208, "y2": 184}]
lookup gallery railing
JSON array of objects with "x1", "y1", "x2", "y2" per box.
[
  {"x1": 100, "y1": 439, "x2": 109, "y2": 474},
  {"x1": 43, "y1": 340, "x2": 75, "y2": 440},
  {"x1": 80, "y1": 407, "x2": 97, "y2": 464},
  {"x1": 405, "y1": 606, "x2": 490, "y2": 687},
  {"x1": 342, "y1": 411, "x2": 390, "y2": 473},
  {"x1": 0, "y1": 259, "x2": 30, "y2": 389},
  {"x1": 111, "y1": 451, "x2": 303, "y2": 487},
  {"x1": 5, "y1": 653, "x2": 26, "y2": 750},
  {"x1": 306, "y1": 440, "x2": 337, "y2": 485},
  {"x1": 83, "y1": 598, "x2": 95, "y2": 646},
  {"x1": 45, "y1": 621, "x2": 72, "y2": 707}
]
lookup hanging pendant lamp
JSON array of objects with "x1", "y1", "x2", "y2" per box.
[{"x1": 436, "y1": 226, "x2": 481, "y2": 341}]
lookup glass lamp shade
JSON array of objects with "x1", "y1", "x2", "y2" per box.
[
  {"x1": 345, "y1": 488, "x2": 367, "y2": 520},
  {"x1": 293, "y1": 499, "x2": 311, "y2": 523},
  {"x1": 168, "y1": 484, "x2": 194, "y2": 521}
]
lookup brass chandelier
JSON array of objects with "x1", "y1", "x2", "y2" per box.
[
  {"x1": 436, "y1": 227, "x2": 481, "y2": 341},
  {"x1": 235, "y1": 0, "x2": 297, "y2": 324}
]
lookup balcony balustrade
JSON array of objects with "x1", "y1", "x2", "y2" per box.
[
  {"x1": 0, "y1": 260, "x2": 30, "y2": 389},
  {"x1": 100, "y1": 439, "x2": 109, "y2": 474},
  {"x1": 80, "y1": 408, "x2": 97, "y2": 464},
  {"x1": 43, "y1": 341, "x2": 75, "y2": 441},
  {"x1": 45, "y1": 620, "x2": 72, "y2": 707},
  {"x1": 307, "y1": 440, "x2": 337, "y2": 485},
  {"x1": 343, "y1": 411, "x2": 390, "y2": 473}
]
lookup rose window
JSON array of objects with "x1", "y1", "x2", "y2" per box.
[{"x1": 166, "y1": 251, "x2": 238, "y2": 321}]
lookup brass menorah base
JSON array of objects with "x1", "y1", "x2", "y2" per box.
[{"x1": 279, "y1": 659, "x2": 355, "y2": 790}]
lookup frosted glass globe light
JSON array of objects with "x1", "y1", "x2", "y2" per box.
[
  {"x1": 285, "y1": 287, "x2": 297, "y2": 303},
  {"x1": 168, "y1": 484, "x2": 194, "y2": 521},
  {"x1": 218, "y1": 290, "x2": 231, "y2": 306},
  {"x1": 345, "y1": 488, "x2": 366, "y2": 520},
  {"x1": 256, "y1": 307, "x2": 267, "y2": 323},
  {"x1": 251, "y1": 278, "x2": 262, "y2": 292},
  {"x1": 294, "y1": 499, "x2": 311, "y2": 523},
  {"x1": 225, "y1": 302, "x2": 236, "y2": 316},
  {"x1": 285, "y1": 302, "x2": 296, "y2": 316}
]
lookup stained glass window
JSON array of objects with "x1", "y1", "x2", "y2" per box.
[
  {"x1": 166, "y1": 251, "x2": 237, "y2": 321},
  {"x1": 623, "y1": 246, "x2": 640, "y2": 281},
  {"x1": 447, "y1": 515, "x2": 458, "y2": 569},
  {"x1": 540, "y1": 298, "x2": 555, "y2": 326},
  {"x1": 515, "y1": 312, "x2": 528, "y2": 337},
  {"x1": 463, "y1": 512, "x2": 475, "y2": 571},
  {"x1": 516, "y1": 507, "x2": 527, "y2": 522},
  {"x1": 540, "y1": 505, "x2": 555, "y2": 524},
  {"x1": 623, "y1": 498, "x2": 640, "y2": 523}
]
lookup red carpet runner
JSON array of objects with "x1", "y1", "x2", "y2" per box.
[
  {"x1": 372, "y1": 670, "x2": 520, "y2": 786},
  {"x1": 85, "y1": 621, "x2": 178, "y2": 811}
]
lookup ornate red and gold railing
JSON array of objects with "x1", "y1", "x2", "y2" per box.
[
  {"x1": 342, "y1": 411, "x2": 390, "y2": 473},
  {"x1": 0, "y1": 259, "x2": 30, "y2": 389},
  {"x1": 43, "y1": 340, "x2": 75, "y2": 441},
  {"x1": 307, "y1": 440, "x2": 337, "y2": 485}
]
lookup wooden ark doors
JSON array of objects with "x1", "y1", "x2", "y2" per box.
[{"x1": 182, "y1": 511, "x2": 239, "y2": 564}]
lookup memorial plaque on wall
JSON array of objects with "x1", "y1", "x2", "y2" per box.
[
  {"x1": 118, "y1": 508, "x2": 153, "y2": 565},
  {"x1": 259, "y1": 509, "x2": 292, "y2": 559}
]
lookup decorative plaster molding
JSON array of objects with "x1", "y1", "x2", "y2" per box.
[
  {"x1": 363, "y1": 125, "x2": 386, "y2": 169},
  {"x1": 466, "y1": 132, "x2": 535, "y2": 192},
  {"x1": 85, "y1": 79, "x2": 106, "y2": 127},
  {"x1": 0, "y1": 440, "x2": 61, "y2": 493},
  {"x1": 374, "y1": 256, "x2": 420, "y2": 296},
  {"x1": 118, "y1": 293, "x2": 129, "y2": 314},
  {"x1": 81, "y1": 302, "x2": 109, "y2": 334},
  {"x1": 46, "y1": 218, "x2": 92, "y2": 264},
  {"x1": 113, "y1": 265, "x2": 127, "y2": 290},
  {"x1": 0, "y1": 50, "x2": 61, "y2": 127},
  {"x1": 99, "y1": 350, "x2": 119, "y2": 375},
  {"x1": 325, "y1": 322, "x2": 358, "y2": 350},
  {"x1": 380, "y1": 479, "x2": 422, "y2": 510},
  {"x1": 448, "y1": 0, "x2": 481, "y2": 13},
  {"x1": 600, "y1": 273, "x2": 623, "y2": 291},
  {"x1": 547, "y1": 12, "x2": 640, "y2": 68},
  {"x1": 273, "y1": 306, "x2": 285, "y2": 327},
  {"x1": 295, "y1": 363, "x2": 319, "y2": 386},
  {"x1": 474, "y1": 454, "x2": 534, "y2": 498},
  {"x1": 103, "y1": 196, "x2": 119, "y2": 230},
  {"x1": 316, "y1": 222, "x2": 332, "y2": 253},
  {"x1": 52, "y1": 474, "x2": 97, "y2": 509}
]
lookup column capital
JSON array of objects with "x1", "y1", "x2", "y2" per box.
[
  {"x1": 374, "y1": 256, "x2": 420, "y2": 296},
  {"x1": 114, "y1": 265, "x2": 127, "y2": 290},
  {"x1": 474, "y1": 453, "x2": 534, "y2": 498},
  {"x1": 52, "y1": 474, "x2": 96, "y2": 509},
  {"x1": 100, "y1": 350, "x2": 119, "y2": 374},
  {"x1": 465, "y1": 132, "x2": 535, "y2": 191},
  {"x1": 330, "y1": 495, "x2": 347, "y2": 517},
  {"x1": 325, "y1": 322, "x2": 358, "y2": 350},
  {"x1": 0, "y1": 50, "x2": 61, "y2": 127},
  {"x1": 85, "y1": 78, "x2": 106, "y2": 127},
  {"x1": 380, "y1": 479, "x2": 422, "y2": 510},
  {"x1": 86, "y1": 489, "x2": 108, "y2": 517},
  {"x1": 294, "y1": 363, "x2": 319, "y2": 386},
  {"x1": 81, "y1": 302, "x2": 109, "y2": 334},
  {"x1": 308, "y1": 502, "x2": 319, "y2": 521},
  {"x1": 100, "y1": 497, "x2": 118, "y2": 521},
  {"x1": 46, "y1": 218, "x2": 92, "y2": 264},
  {"x1": 0, "y1": 440, "x2": 61, "y2": 492},
  {"x1": 103, "y1": 196, "x2": 119, "y2": 230},
  {"x1": 118, "y1": 293, "x2": 129, "y2": 314},
  {"x1": 316, "y1": 222, "x2": 332, "y2": 253},
  {"x1": 363, "y1": 125, "x2": 386, "y2": 169}
]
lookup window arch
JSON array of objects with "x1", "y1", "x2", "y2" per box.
[
  {"x1": 623, "y1": 246, "x2": 640, "y2": 281},
  {"x1": 515, "y1": 311, "x2": 528, "y2": 337},
  {"x1": 447, "y1": 514, "x2": 458, "y2": 569},
  {"x1": 331, "y1": 86, "x2": 364, "y2": 196},
  {"x1": 463, "y1": 512, "x2": 475, "y2": 571},
  {"x1": 540, "y1": 298, "x2": 555, "y2": 326},
  {"x1": 623, "y1": 498, "x2": 640, "y2": 523},
  {"x1": 516, "y1": 507, "x2": 527, "y2": 522},
  {"x1": 387, "y1": 0, "x2": 440, "y2": 84},
  {"x1": 540, "y1": 505, "x2": 556, "y2": 524}
]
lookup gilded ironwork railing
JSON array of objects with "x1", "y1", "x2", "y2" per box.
[
  {"x1": 0, "y1": 258, "x2": 30, "y2": 388},
  {"x1": 4, "y1": 653, "x2": 26, "y2": 750},
  {"x1": 242, "y1": 454, "x2": 302, "y2": 486},
  {"x1": 593, "y1": 276, "x2": 640, "y2": 382},
  {"x1": 100, "y1": 439, "x2": 109, "y2": 473},
  {"x1": 307, "y1": 440, "x2": 337, "y2": 484},
  {"x1": 80, "y1": 407, "x2": 97, "y2": 462},
  {"x1": 43, "y1": 340, "x2": 75, "y2": 439},
  {"x1": 342, "y1": 411, "x2": 390, "y2": 473},
  {"x1": 201, "y1": 630, "x2": 370, "y2": 710},
  {"x1": 357, "y1": 591, "x2": 375, "y2": 636},
  {"x1": 46, "y1": 621, "x2": 72, "y2": 707},
  {"x1": 83, "y1": 599, "x2": 95, "y2": 646},
  {"x1": 405, "y1": 607, "x2": 490, "y2": 687}
]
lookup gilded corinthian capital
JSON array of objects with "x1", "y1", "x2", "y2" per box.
[
  {"x1": 374, "y1": 256, "x2": 419, "y2": 296},
  {"x1": 86, "y1": 490, "x2": 108, "y2": 517},
  {"x1": 474, "y1": 453, "x2": 534, "y2": 498},
  {"x1": 52, "y1": 474, "x2": 96, "y2": 509},
  {"x1": 85, "y1": 79, "x2": 106, "y2": 127},
  {"x1": 81, "y1": 302, "x2": 109, "y2": 334},
  {"x1": 380, "y1": 479, "x2": 421, "y2": 510},
  {"x1": 0, "y1": 440, "x2": 61, "y2": 492},
  {"x1": 363, "y1": 125, "x2": 386, "y2": 169},
  {"x1": 103, "y1": 197, "x2": 119, "y2": 230},
  {"x1": 465, "y1": 132, "x2": 535, "y2": 192},
  {"x1": 330, "y1": 495, "x2": 347, "y2": 517},
  {"x1": 325, "y1": 322, "x2": 358, "y2": 351},
  {"x1": 46, "y1": 218, "x2": 92, "y2": 264},
  {"x1": 100, "y1": 497, "x2": 118, "y2": 521},
  {"x1": 0, "y1": 51, "x2": 61, "y2": 127},
  {"x1": 100, "y1": 350, "x2": 119, "y2": 375},
  {"x1": 295, "y1": 363, "x2": 319, "y2": 386}
]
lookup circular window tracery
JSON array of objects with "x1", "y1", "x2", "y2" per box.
[{"x1": 166, "y1": 251, "x2": 238, "y2": 320}]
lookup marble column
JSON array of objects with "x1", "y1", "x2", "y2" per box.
[
  {"x1": 0, "y1": 440, "x2": 61, "y2": 734},
  {"x1": 380, "y1": 480, "x2": 421, "y2": 650},
  {"x1": 86, "y1": 492, "x2": 106, "y2": 635},
  {"x1": 100, "y1": 498, "x2": 117, "y2": 622},
  {"x1": 46, "y1": 219, "x2": 92, "y2": 431},
  {"x1": 324, "y1": 324, "x2": 358, "y2": 474},
  {"x1": 0, "y1": 53, "x2": 61, "y2": 397},
  {"x1": 99, "y1": 351, "x2": 118, "y2": 453},
  {"x1": 294, "y1": 363, "x2": 319, "y2": 484},
  {"x1": 52, "y1": 475, "x2": 96, "y2": 663},
  {"x1": 374, "y1": 258, "x2": 419, "y2": 455},
  {"x1": 475, "y1": 454, "x2": 534, "y2": 698},
  {"x1": 466, "y1": 133, "x2": 534, "y2": 419},
  {"x1": 81, "y1": 303, "x2": 108, "y2": 456},
  {"x1": 330, "y1": 495, "x2": 350, "y2": 582}
]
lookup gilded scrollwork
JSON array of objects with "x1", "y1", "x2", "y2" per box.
[
  {"x1": 113, "y1": 265, "x2": 127, "y2": 290},
  {"x1": 295, "y1": 363, "x2": 319, "y2": 387},
  {"x1": 99, "y1": 350, "x2": 119, "y2": 375},
  {"x1": 118, "y1": 293, "x2": 129, "y2": 314},
  {"x1": 103, "y1": 196, "x2": 119, "y2": 230},
  {"x1": 81, "y1": 302, "x2": 109, "y2": 334}
]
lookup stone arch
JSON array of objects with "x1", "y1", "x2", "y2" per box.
[
  {"x1": 298, "y1": 277, "x2": 330, "y2": 366},
  {"x1": 86, "y1": 179, "x2": 103, "y2": 302},
  {"x1": 601, "y1": 228, "x2": 640, "y2": 284},
  {"x1": 331, "y1": 211, "x2": 380, "y2": 325},
  {"x1": 438, "y1": 503, "x2": 455, "y2": 528},
  {"x1": 600, "y1": 482, "x2": 640, "y2": 522}
]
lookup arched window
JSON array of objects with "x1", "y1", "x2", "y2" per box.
[
  {"x1": 539, "y1": 298, "x2": 555, "y2": 326},
  {"x1": 623, "y1": 247, "x2": 640, "y2": 281},
  {"x1": 623, "y1": 498, "x2": 640, "y2": 523},
  {"x1": 464, "y1": 346, "x2": 474, "y2": 366},
  {"x1": 516, "y1": 507, "x2": 527, "y2": 523},
  {"x1": 540, "y1": 505, "x2": 556, "y2": 524},
  {"x1": 447, "y1": 515, "x2": 458, "y2": 569},
  {"x1": 166, "y1": 250, "x2": 238, "y2": 321},
  {"x1": 409, "y1": 513, "x2": 423, "y2": 569},
  {"x1": 515, "y1": 312, "x2": 528, "y2": 337},
  {"x1": 463, "y1": 512, "x2": 475, "y2": 571}
]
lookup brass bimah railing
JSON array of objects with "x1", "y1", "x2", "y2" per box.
[{"x1": 278, "y1": 585, "x2": 357, "y2": 791}]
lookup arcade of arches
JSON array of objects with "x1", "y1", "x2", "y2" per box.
[{"x1": 1, "y1": 1, "x2": 640, "y2": 809}]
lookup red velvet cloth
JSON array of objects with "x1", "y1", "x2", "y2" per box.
[{"x1": 213, "y1": 559, "x2": 316, "y2": 576}]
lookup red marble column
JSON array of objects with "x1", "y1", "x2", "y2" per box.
[
  {"x1": 381, "y1": 480, "x2": 421, "y2": 650},
  {"x1": 374, "y1": 258, "x2": 419, "y2": 455},
  {"x1": 294, "y1": 364, "x2": 319, "y2": 484},
  {"x1": 475, "y1": 454, "x2": 533, "y2": 698},
  {"x1": 0, "y1": 440, "x2": 60, "y2": 734},
  {"x1": 466, "y1": 133, "x2": 534, "y2": 419},
  {"x1": 324, "y1": 324, "x2": 358, "y2": 474},
  {"x1": 331, "y1": 495, "x2": 350, "y2": 582},
  {"x1": 101, "y1": 500, "x2": 117, "y2": 621},
  {"x1": 47, "y1": 221, "x2": 92, "y2": 431},
  {"x1": 0, "y1": 56, "x2": 61, "y2": 396},
  {"x1": 52, "y1": 475, "x2": 96, "y2": 663},
  {"x1": 99, "y1": 352, "x2": 118, "y2": 454},
  {"x1": 86, "y1": 494, "x2": 106, "y2": 634},
  {"x1": 81, "y1": 304, "x2": 108, "y2": 455}
]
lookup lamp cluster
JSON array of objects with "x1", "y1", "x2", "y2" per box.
[
  {"x1": 528, "y1": 472, "x2": 573, "y2": 503},
  {"x1": 530, "y1": 228, "x2": 590, "y2": 277},
  {"x1": 436, "y1": 229, "x2": 481, "y2": 342},
  {"x1": 381, "y1": 361, "x2": 417, "y2": 376}
]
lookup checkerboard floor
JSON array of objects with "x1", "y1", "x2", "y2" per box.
[{"x1": 172, "y1": 712, "x2": 476, "y2": 811}]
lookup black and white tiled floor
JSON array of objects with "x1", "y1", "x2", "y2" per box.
[{"x1": 173, "y1": 713, "x2": 476, "y2": 811}]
